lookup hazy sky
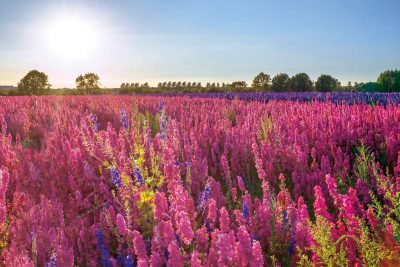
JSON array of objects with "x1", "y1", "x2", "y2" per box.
[{"x1": 0, "y1": 0, "x2": 399, "y2": 88}]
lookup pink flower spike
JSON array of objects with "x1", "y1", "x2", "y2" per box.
[
  {"x1": 237, "y1": 176, "x2": 246, "y2": 192},
  {"x1": 116, "y1": 214, "x2": 127, "y2": 236}
]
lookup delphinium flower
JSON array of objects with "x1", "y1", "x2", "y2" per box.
[
  {"x1": 117, "y1": 254, "x2": 124, "y2": 266},
  {"x1": 326, "y1": 174, "x2": 341, "y2": 206},
  {"x1": 313, "y1": 186, "x2": 331, "y2": 221},
  {"x1": 219, "y1": 207, "x2": 230, "y2": 233},
  {"x1": 339, "y1": 190, "x2": 361, "y2": 264},
  {"x1": 110, "y1": 166, "x2": 123, "y2": 188},
  {"x1": 116, "y1": 214, "x2": 127, "y2": 236},
  {"x1": 154, "y1": 192, "x2": 169, "y2": 221},
  {"x1": 190, "y1": 251, "x2": 203, "y2": 267},
  {"x1": 251, "y1": 240, "x2": 264, "y2": 267},
  {"x1": 159, "y1": 103, "x2": 167, "y2": 140},
  {"x1": 124, "y1": 256, "x2": 135, "y2": 267},
  {"x1": 149, "y1": 221, "x2": 174, "y2": 266},
  {"x1": 132, "y1": 167, "x2": 144, "y2": 187},
  {"x1": 175, "y1": 233, "x2": 181, "y2": 247},
  {"x1": 252, "y1": 143, "x2": 266, "y2": 181},
  {"x1": 168, "y1": 181, "x2": 195, "y2": 245},
  {"x1": 0, "y1": 170, "x2": 9, "y2": 233},
  {"x1": 198, "y1": 183, "x2": 211, "y2": 210},
  {"x1": 95, "y1": 229, "x2": 113, "y2": 267},
  {"x1": 237, "y1": 176, "x2": 246, "y2": 192},
  {"x1": 251, "y1": 233, "x2": 257, "y2": 243},
  {"x1": 167, "y1": 241, "x2": 183, "y2": 267},
  {"x1": 195, "y1": 226, "x2": 210, "y2": 252},
  {"x1": 46, "y1": 251, "x2": 57, "y2": 267},
  {"x1": 242, "y1": 203, "x2": 250, "y2": 222},
  {"x1": 220, "y1": 155, "x2": 231, "y2": 182},
  {"x1": 176, "y1": 209, "x2": 194, "y2": 245},
  {"x1": 295, "y1": 197, "x2": 312, "y2": 250},
  {"x1": 216, "y1": 231, "x2": 236, "y2": 266},
  {"x1": 236, "y1": 226, "x2": 253, "y2": 265},
  {"x1": 132, "y1": 231, "x2": 149, "y2": 267},
  {"x1": 117, "y1": 255, "x2": 136, "y2": 267},
  {"x1": 164, "y1": 249, "x2": 169, "y2": 262},
  {"x1": 120, "y1": 108, "x2": 129, "y2": 129},
  {"x1": 231, "y1": 187, "x2": 237, "y2": 202},
  {"x1": 282, "y1": 210, "x2": 289, "y2": 228},
  {"x1": 207, "y1": 198, "x2": 217, "y2": 224},
  {"x1": 288, "y1": 236, "x2": 295, "y2": 255},
  {"x1": 89, "y1": 113, "x2": 100, "y2": 132},
  {"x1": 205, "y1": 220, "x2": 213, "y2": 234}
]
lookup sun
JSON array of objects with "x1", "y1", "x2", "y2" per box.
[{"x1": 46, "y1": 16, "x2": 98, "y2": 60}]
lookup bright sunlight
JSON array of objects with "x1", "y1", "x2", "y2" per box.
[{"x1": 46, "y1": 15, "x2": 98, "y2": 60}]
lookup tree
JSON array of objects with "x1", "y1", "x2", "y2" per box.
[
  {"x1": 17, "y1": 70, "x2": 51, "y2": 95},
  {"x1": 230, "y1": 81, "x2": 248, "y2": 91},
  {"x1": 315, "y1": 74, "x2": 340, "y2": 92},
  {"x1": 76, "y1": 73, "x2": 100, "y2": 94},
  {"x1": 358, "y1": 82, "x2": 385, "y2": 92},
  {"x1": 252, "y1": 72, "x2": 271, "y2": 91},
  {"x1": 377, "y1": 69, "x2": 400, "y2": 92},
  {"x1": 271, "y1": 73, "x2": 290, "y2": 92},
  {"x1": 288, "y1": 73, "x2": 313, "y2": 92}
]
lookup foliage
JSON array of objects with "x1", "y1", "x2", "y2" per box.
[
  {"x1": 308, "y1": 216, "x2": 348, "y2": 267},
  {"x1": 229, "y1": 81, "x2": 248, "y2": 91},
  {"x1": 17, "y1": 70, "x2": 51, "y2": 95},
  {"x1": 315, "y1": 74, "x2": 340, "y2": 92},
  {"x1": 377, "y1": 69, "x2": 400, "y2": 92},
  {"x1": 271, "y1": 73, "x2": 290, "y2": 92},
  {"x1": 76, "y1": 72, "x2": 101, "y2": 94},
  {"x1": 358, "y1": 82, "x2": 385, "y2": 93},
  {"x1": 252, "y1": 72, "x2": 271, "y2": 91},
  {"x1": 288, "y1": 73, "x2": 313, "y2": 92},
  {"x1": 8, "y1": 69, "x2": 400, "y2": 96}
]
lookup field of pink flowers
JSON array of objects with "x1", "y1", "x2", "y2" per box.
[{"x1": 0, "y1": 95, "x2": 400, "y2": 266}]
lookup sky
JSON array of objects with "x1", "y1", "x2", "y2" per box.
[{"x1": 0, "y1": 0, "x2": 399, "y2": 88}]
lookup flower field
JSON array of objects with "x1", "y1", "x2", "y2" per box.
[
  {"x1": 1, "y1": 95, "x2": 400, "y2": 266},
  {"x1": 164, "y1": 92, "x2": 400, "y2": 105}
]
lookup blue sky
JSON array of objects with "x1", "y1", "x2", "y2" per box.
[{"x1": 0, "y1": 0, "x2": 399, "y2": 87}]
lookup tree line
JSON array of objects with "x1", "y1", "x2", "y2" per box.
[{"x1": 5, "y1": 69, "x2": 400, "y2": 96}]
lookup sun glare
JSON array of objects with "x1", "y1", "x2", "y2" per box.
[{"x1": 46, "y1": 16, "x2": 98, "y2": 60}]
